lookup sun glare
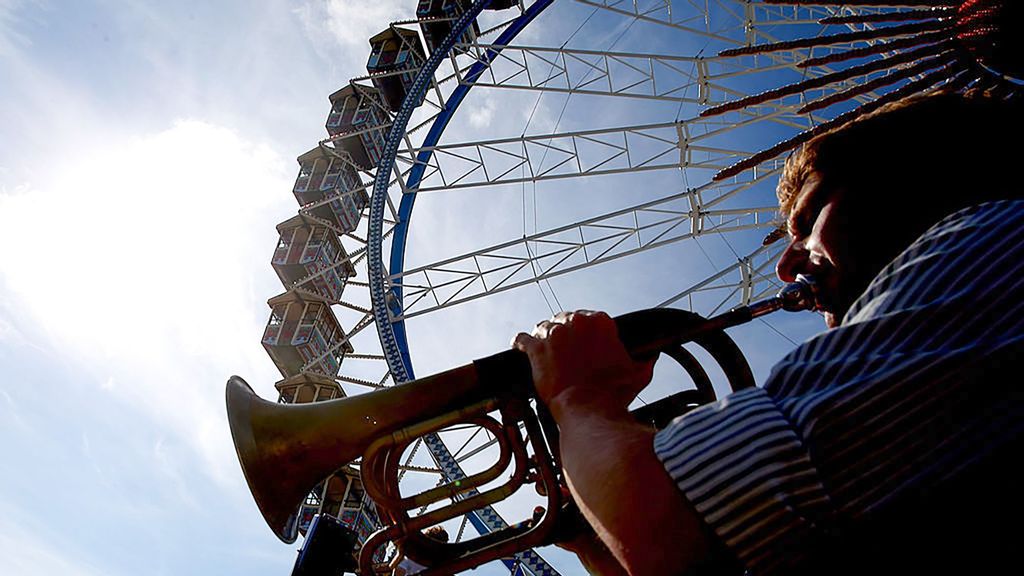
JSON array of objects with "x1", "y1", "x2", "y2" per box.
[{"x1": 0, "y1": 119, "x2": 292, "y2": 483}]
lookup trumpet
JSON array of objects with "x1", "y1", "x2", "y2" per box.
[{"x1": 227, "y1": 276, "x2": 817, "y2": 575}]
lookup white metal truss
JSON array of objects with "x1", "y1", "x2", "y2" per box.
[
  {"x1": 451, "y1": 42, "x2": 862, "y2": 104},
  {"x1": 571, "y1": 1, "x2": 903, "y2": 110},
  {"x1": 573, "y1": 0, "x2": 742, "y2": 44},
  {"x1": 657, "y1": 241, "x2": 787, "y2": 311},
  {"x1": 746, "y1": 3, "x2": 897, "y2": 35},
  {"x1": 391, "y1": 111, "x2": 798, "y2": 193},
  {"x1": 453, "y1": 44, "x2": 725, "y2": 104},
  {"x1": 379, "y1": 34, "x2": 916, "y2": 196},
  {"x1": 387, "y1": 169, "x2": 782, "y2": 320},
  {"x1": 574, "y1": 1, "x2": 896, "y2": 44}
]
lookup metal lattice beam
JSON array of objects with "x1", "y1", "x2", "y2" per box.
[
  {"x1": 389, "y1": 170, "x2": 782, "y2": 320},
  {"x1": 656, "y1": 241, "x2": 786, "y2": 312},
  {"x1": 394, "y1": 112, "x2": 801, "y2": 193},
  {"x1": 453, "y1": 44, "x2": 722, "y2": 103},
  {"x1": 453, "y1": 41, "x2": 867, "y2": 103},
  {"x1": 573, "y1": 0, "x2": 743, "y2": 44}
]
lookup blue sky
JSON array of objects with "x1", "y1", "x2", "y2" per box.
[{"x1": 0, "y1": 2, "x2": 823, "y2": 575}]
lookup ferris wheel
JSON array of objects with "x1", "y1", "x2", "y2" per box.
[{"x1": 253, "y1": 1, "x2": 1017, "y2": 574}]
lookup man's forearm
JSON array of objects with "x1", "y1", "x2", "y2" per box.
[
  {"x1": 560, "y1": 531, "x2": 630, "y2": 576},
  {"x1": 555, "y1": 403, "x2": 709, "y2": 575}
]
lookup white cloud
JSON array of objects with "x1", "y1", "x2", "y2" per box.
[
  {"x1": 296, "y1": 0, "x2": 408, "y2": 58},
  {"x1": 0, "y1": 119, "x2": 292, "y2": 487},
  {"x1": 468, "y1": 95, "x2": 497, "y2": 129}
]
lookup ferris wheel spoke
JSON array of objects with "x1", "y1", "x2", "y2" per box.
[
  {"x1": 389, "y1": 199, "x2": 779, "y2": 320},
  {"x1": 297, "y1": 311, "x2": 375, "y2": 374},
  {"x1": 656, "y1": 241, "x2": 786, "y2": 310},
  {"x1": 576, "y1": 0, "x2": 841, "y2": 42},
  {"x1": 573, "y1": 0, "x2": 901, "y2": 111},
  {"x1": 296, "y1": 176, "x2": 389, "y2": 215},
  {"x1": 452, "y1": 425, "x2": 521, "y2": 464},
  {"x1": 437, "y1": 42, "x2": 858, "y2": 111},
  {"x1": 450, "y1": 43, "x2": 739, "y2": 103},
  {"x1": 748, "y1": 4, "x2": 909, "y2": 31},
  {"x1": 394, "y1": 116, "x2": 798, "y2": 193},
  {"x1": 335, "y1": 372, "x2": 390, "y2": 391},
  {"x1": 286, "y1": 248, "x2": 365, "y2": 297},
  {"x1": 707, "y1": 245, "x2": 786, "y2": 314},
  {"x1": 391, "y1": 167, "x2": 778, "y2": 285},
  {"x1": 574, "y1": 0, "x2": 745, "y2": 44}
]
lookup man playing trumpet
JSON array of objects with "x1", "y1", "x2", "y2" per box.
[{"x1": 514, "y1": 91, "x2": 1024, "y2": 575}]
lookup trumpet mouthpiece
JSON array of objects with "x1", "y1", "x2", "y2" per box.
[{"x1": 780, "y1": 274, "x2": 819, "y2": 312}]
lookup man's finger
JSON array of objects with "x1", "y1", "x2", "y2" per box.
[
  {"x1": 532, "y1": 319, "x2": 569, "y2": 338},
  {"x1": 512, "y1": 332, "x2": 536, "y2": 350},
  {"x1": 552, "y1": 310, "x2": 577, "y2": 323}
]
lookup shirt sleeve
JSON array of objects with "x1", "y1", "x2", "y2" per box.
[
  {"x1": 654, "y1": 201, "x2": 1024, "y2": 574},
  {"x1": 654, "y1": 387, "x2": 833, "y2": 573}
]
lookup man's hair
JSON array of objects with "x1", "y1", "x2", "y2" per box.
[{"x1": 778, "y1": 90, "x2": 1023, "y2": 225}]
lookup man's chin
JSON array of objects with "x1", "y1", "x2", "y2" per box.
[
  {"x1": 816, "y1": 288, "x2": 851, "y2": 329},
  {"x1": 812, "y1": 298, "x2": 840, "y2": 328},
  {"x1": 823, "y1": 312, "x2": 840, "y2": 328}
]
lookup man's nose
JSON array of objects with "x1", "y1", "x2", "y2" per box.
[{"x1": 776, "y1": 241, "x2": 806, "y2": 283}]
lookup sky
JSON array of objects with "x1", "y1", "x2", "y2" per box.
[{"x1": 0, "y1": 1, "x2": 824, "y2": 575}]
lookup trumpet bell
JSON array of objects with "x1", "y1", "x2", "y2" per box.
[
  {"x1": 227, "y1": 376, "x2": 303, "y2": 543},
  {"x1": 227, "y1": 375, "x2": 376, "y2": 543},
  {"x1": 226, "y1": 365, "x2": 484, "y2": 545}
]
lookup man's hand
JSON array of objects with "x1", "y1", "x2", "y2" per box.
[
  {"x1": 512, "y1": 310, "x2": 655, "y2": 422},
  {"x1": 513, "y1": 310, "x2": 709, "y2": 575}
]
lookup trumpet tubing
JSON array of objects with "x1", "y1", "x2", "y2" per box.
[{"x1": 226, "y1": 277, "x2": 818, "y2": 571}]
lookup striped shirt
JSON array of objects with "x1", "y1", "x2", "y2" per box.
[{"x1": 654, "y1": 200, "x2": 1024, "y2": 575}]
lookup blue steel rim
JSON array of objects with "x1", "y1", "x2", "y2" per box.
[
  {"x1": 365, "y1": 1, "x2": 558, "y2": 574},
  {"x1": 387, "y1": 0, "x2": 555, "y2": 375}
]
